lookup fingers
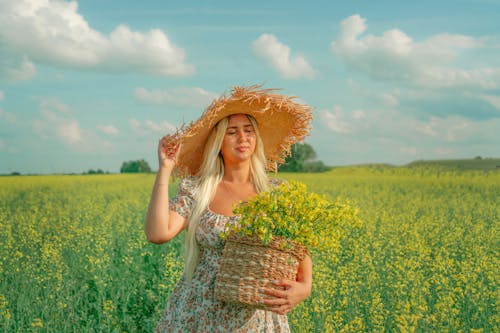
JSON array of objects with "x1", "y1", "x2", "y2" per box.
[
  {"x1": 259, "y1": 280, "x2": 297, "y2": 315},
  {"x1": 260, "y1": 287, "x2": 287, "y2": 299},
  {"x1": 260, "y1": 279, "x2": 293, "y2": 298},
  {"x1": 260, "y1": 297, "x2": 291, "y2": 315},
  {"x1": 271, "y1": 279, "x2": 293, "y2": 288},
  {"x1": 259, "y1": 287, "x2": 290, "y2": 308},
  {"x1": 159, "y1": 136, "x2": 180, "y2": 157},
  {"x1": 260, "y1": 296, "x2": 288, "y2": 306}
]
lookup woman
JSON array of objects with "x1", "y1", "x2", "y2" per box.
[{"x1": 145, "y1": 85, "x2": 314, "y2": 332}]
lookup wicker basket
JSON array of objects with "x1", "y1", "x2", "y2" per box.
[{"x1": 214, "y1": 233, "x2": 308, "y2": 308}]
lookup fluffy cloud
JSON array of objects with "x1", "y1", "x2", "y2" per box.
[
  {"x1": 252, "y1": 34, "x2": 315, "y2": 79},
  {"x1": 332, "y1": 15, "x2": 500, "y2": 89},
  {"x1": 0, "y1": 0, "x2": 194, "y2": 78},
  {"x1": 476, "y1": 93, "x2": 500, "y2": 110},
  {"x1": 129, "y1": 118, "x2": 176, "y2": 136},
  {"x1": 321, "y1": 107, "x2": 353, "y2": 134},
  {"x1": 0, "y1": 90, "x2": 3, "y2": 101},
  {"x1": 318, "y1": 102, "x2": 500, "y2": 165},
  {"x1": 415, "y1": 116, "x2": 470, "y2": 142},
  {"x1": 134, "y1": 87, "x2": 218, "y2": 108},
  {"x1": 4, "y1": 56, "x2": 37, "y2": 82},
  {"x1": 320, "y1": 106, "x2": 368, "y2": 134},
  {"x1": 0, "y1": 108, "x2": 17, "y2": 124},
  {"x1": 321, "y1": 102, "x2": 498, "y2": 146},
  {"x1": 97, "y1": 125, "x2": 119, "y2": 137},
  {"x1": 382, "y1": 93, "x2": 399, "y2": 107},
  {"x1": 34, "y1": 99, "x2": 83, "y2": 144},
  {"x1": 31, "y1": 98, "x2": 118, "y2": 152}
]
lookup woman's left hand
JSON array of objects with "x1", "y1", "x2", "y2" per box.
[{"x1": 259, "y1": 279, "x2": 311, "y2": 315}]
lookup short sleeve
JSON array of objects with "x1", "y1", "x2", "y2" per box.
[{"x1": 169, "y1": 177, "x2": 196, "y2": 219}]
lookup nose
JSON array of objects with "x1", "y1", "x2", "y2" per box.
[{"x1": 236, "y1": 129, "x2": 247, "y2": 142}]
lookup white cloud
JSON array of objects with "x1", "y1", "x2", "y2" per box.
[
  {"x1": 0, "y1": 90, "x2": 4, "y2": 101},
  {"x1": 134, "y1": 87, "x2": 218, "y2": 108},
  {"x1": 347, "y1": 79, "x2": 400, "y2": 108},
  {"x1": 0, "y1": 0, "x2": 194, "y2": 77},
  {"x1": 5, "y1": 56, "x2": 37, "y2": 82},
  {"x1": 434, "y1": 147, "x2": 455, "y2": 156},
  {"x1": 352, "y1": 110, "x2": 366, "y2": 120},
  {"x1": 332, "y1": 14, "x2": 500, "y2": 89},
  {"x1": 130, "y1": 118, "x2": 176, "y2": 136},
  {"x1": 0, "y1": 108, "x2": 16, "y2": 123},
  {"x1": 382, "y1": 93, "x2": 399, "y2": 107},
  {"x1": 320, "y1": 100, "x2": 496, "y2": 147},
  {"x1": 31, "y1": 98, "x2": 117, "y2": 152},
  {"x1": 415, "y1": 119, "x2": 438, "y2": 137},
  {"x1": 415, "y1": 116, "x2": 470, "y2": 142},
  {"x1": 399, "y1": 146, "x2": 417, "y2": 156},
  {"x1": 320, "y1": 106, "x2": 354, "y2": 133},
  {"x1": 97, "y1": 124, "x2": 119, "y2": 136},
  {"x1": 58, "y1": 119, "x2": 82, "y2": 144},
  {"x1": 477, "y1": 93, "x2": 500, "y2": 110},
  {"x1": 34, "y1": 98, "x2": 82, "y2": 144},
  {"x1": 252, "y1": 33, "x2": 315, "y2": 79}
]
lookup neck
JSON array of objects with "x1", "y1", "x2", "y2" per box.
[{"x1": 223, "y1": 162, "x2": 251, "y2": 183}]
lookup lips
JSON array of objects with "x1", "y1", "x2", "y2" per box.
[{"x1": 236, "y1": 146, "x2": 250, "y2": 152}]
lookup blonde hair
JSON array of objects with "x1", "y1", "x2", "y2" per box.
[{"x1": 183, "y1": 114, "x2": 269, "y2": 281}]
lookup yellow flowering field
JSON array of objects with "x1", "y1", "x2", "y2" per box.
[{"x1": 1, "y1": 167, "x2": 498, "y2": 332}]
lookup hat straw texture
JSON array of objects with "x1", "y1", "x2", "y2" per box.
[{"x1": 164, "y1": 85, "x2": 313, "y2": 176}]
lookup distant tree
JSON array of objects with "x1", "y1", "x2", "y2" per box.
[
  {"x1": 85, "y1": 169, "x2": 105, "y2": 175},
  {"x1": 10, "y1": 171, "x2": 21, "y2": 176},
  {"x1": 120, "y1": 159, "x2": 152, "y2": 173},
  {"x1": 474, "y1": 156, "x2": 482, "y2": 160},
  {"x1": 278, "y1": 143, "x2": 329, "y2": 172},
  {"x1": 302, "y1": 160, "x2": 329, "y2": 172}
]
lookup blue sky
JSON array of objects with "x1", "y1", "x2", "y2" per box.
[{"x1": 0, "y1": 0, "x2": 499, "y2": 174}]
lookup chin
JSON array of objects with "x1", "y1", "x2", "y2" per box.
[{"x1": 232, "y1": 154, "x2": 252, "y2": 163}]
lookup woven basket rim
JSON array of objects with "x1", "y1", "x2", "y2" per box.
[{"x1": 225, "y1": 233, "x2": 308, "y2": 262}]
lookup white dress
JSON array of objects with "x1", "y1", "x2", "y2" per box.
[{"x1": 155, "y1": 177, "x2": 290, "y2": 333}]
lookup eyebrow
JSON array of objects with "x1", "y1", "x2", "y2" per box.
[{"x1": 226, "y1": 124, "x2": 254, "y2": 129}]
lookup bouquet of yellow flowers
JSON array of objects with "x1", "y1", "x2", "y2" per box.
[
  {"x1": 224, "y1": 180, "x2": 354, "y2": 251},
  {"x1": 214, "y1": 180, "x2": 360, "y2": 307}
]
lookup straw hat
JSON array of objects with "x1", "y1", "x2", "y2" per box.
[{"x1": 163, "y1": 85, "x2": 313, "y2": 176}]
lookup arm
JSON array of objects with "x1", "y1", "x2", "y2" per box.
[
  {"x1": 260, "y1": 254, "x2": 313, "y2": 315},
  {"x1": 144, "y1": 138, "x2": 187, "y2": 244}
]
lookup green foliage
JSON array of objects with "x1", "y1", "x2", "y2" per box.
[
  {"x1": 278, "y1": 143, "x2": 330, "y2": 172},
  {"x1": 120, "y1": 159, "x2": 152, "y2": 173},
  {"x1": 84, "y1": 169, "x2": 106, "y2": 175},
  {"x1": 0, "y1": 174, "x2": 182, "y2": 332}
]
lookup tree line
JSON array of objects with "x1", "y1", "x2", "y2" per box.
[{"x1": 117, "y1": 143, "x2": 328, "y2": 173}]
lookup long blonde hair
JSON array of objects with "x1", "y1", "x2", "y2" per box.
[{"x1": 183, "y1": 114, "x2": 269, "y2": 281}]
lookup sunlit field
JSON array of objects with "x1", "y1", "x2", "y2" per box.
[{"x1": 1, "y1": 167, "x2": 498, "y2": 332}]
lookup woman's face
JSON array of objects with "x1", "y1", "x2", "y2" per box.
[{"x1": 220, "y1": 114, "x2": 257, "y2": 165}]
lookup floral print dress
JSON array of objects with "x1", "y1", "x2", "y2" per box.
[{"x1": 155, "y1": 177, "x2": 290, "y2": 333}]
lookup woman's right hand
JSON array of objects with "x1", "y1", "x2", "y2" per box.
[{"x1": 158, "y1": 135, "x2": 181, "y2": 171}]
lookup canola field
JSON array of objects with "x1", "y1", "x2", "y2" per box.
[{"x1": 0, "y1": 167, "x2": 498, "y2": 332}]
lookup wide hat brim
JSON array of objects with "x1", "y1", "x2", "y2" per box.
[{"x1": 165, "y1": 85, "x2": 313, "y2": 176}]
